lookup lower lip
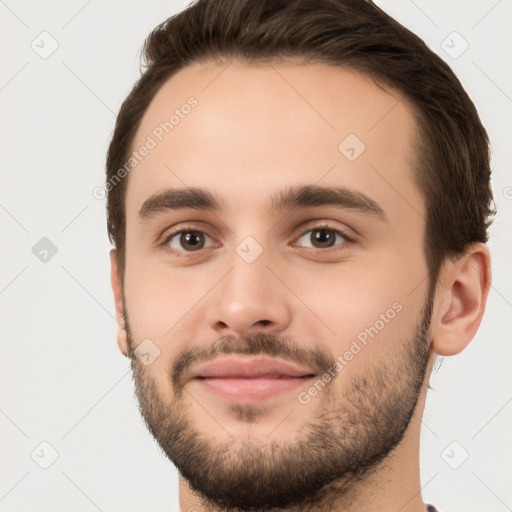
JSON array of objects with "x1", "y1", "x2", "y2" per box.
[{"x1": 195, "y1": 376, "x2": 314, "y2": 402}]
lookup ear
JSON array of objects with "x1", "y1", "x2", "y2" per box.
[
  {"x1": 110, "y1": 249, "x2": 130, "y2": 358},
  {"x1": 431, "y1": 243, "x2": 491, "y2": 356}
]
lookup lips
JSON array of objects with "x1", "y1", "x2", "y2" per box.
[
  {"x1": 189, "y1": 356, "x2": 316, "y2": 403},
  {"x1": 192, "y1": 356, "x2": 315, "y2": 379}
]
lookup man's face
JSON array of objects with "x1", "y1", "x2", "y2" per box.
[{"x1": 114, "y1": 60, "x2": 434, "y2": 510}]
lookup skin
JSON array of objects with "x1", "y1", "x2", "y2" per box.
[{"x1": 110, "y1": 59, "x2": 491, "y2": 511}]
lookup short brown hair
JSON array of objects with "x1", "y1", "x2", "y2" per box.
[{"x1": 106, "y1": 0, "x2": 495, "y2": 288}]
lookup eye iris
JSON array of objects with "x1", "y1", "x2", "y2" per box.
[
  {"x1": 181, "y1": 231, "x2": 204, "y2": 251},
  {"x1": 312, "y1": 229, "x2": 335, "y2": 248}
]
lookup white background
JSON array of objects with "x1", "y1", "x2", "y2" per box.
[{"x1": 0, "y1": 1, "x2": 511, "y2": 511}]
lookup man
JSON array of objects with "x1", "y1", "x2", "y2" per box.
[{"x1": 105, "y1": 0, "x2": 494, "y2": 510}]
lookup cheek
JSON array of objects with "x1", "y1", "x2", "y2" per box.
[
  {"x1": 293, "y1": 250, "x2": 425, "y2": 364},
  {"x1": 297, "y1": 279, "x2": 402, "y2": 361},
  {"x1": 124, "y1": 268, "x2": 186, "y2": 394},
  {"x1": 298, "y1": 254, "x2": 411, "y2": 326},
  {"x1": 122, "y1": 261, "x2": 178, "y2": 352},
  {"x1": 123, "y1": 257, "x2": 213, "y2": 364}
]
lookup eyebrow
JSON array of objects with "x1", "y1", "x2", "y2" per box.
[{"x1": 138, "y1": 184, "x2": 387, "y2": 222}]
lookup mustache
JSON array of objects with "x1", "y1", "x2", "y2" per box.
[{"x1": 168, "y1": 332, "x2": 334, "y2": 392}]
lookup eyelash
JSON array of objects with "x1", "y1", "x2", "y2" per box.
[{"x1": 160, "y1": 223, "x2": 355, "y2": 259}]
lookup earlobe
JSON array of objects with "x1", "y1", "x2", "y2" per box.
[
  {"x1": 431, "y1": 243, "x2": 491, "y2": 356},
  {"x1": 110, "y1": 249, "x2": 130, "y2": 358},
  {"x1": 117, "y1": 328, "x2": 129, "y2": 357}
]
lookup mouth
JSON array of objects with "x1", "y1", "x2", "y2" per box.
[
  {"x1": 190, "y1": 356, "x2": 316, "y2": 403},
  {"x1": 195, "y1": 374, "x2": 316, "y2": 402}
]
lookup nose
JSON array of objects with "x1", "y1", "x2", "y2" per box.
[{"x1": 206, "y1": 247, "x2": 292, "y2": 338}]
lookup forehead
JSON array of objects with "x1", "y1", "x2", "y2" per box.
[{"x1": 126, "y1": 59, "x2": 423, "y2": 224}]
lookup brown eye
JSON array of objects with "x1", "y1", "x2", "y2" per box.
[
  {"x1": 166, "y1": 230, "x2": 213, "y2": 253},
  {"x1": 295, "y1": 226, "x2": 351, "y2": 250},
  {"x1": 180, "y1": 231, "x2": 204, "y2": 251},
  {"x1": 311, "y1": 228, "x2": 336, "y2": 248}
]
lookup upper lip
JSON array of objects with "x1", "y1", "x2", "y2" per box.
[{"x1": 190, "y1": 356, "x2": 316, "y2": 379}]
